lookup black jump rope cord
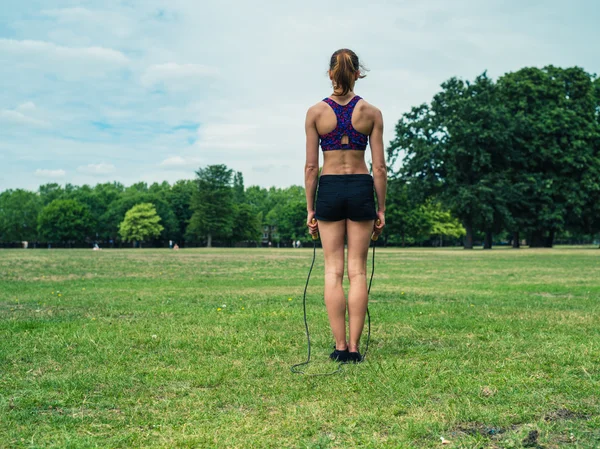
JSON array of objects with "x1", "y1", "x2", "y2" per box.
[{"x1": 290, "y1": 236, "x2": 376, "y2": 376}]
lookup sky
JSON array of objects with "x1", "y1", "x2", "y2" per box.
[{"x1": 1, "y1": 0, "x2": 599, "y2": 192}]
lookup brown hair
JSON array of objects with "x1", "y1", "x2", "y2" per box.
[{"x1": 329, "y1": 49, "x2": 367, "y2": 96}]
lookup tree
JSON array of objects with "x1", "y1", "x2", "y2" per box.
[
  {"x1": 118, "y1": 203, "x2": 164, "y2": 248},
  {"x1": 92, "y1": 182, "x2": 125, "y2": 241},
  {"x1": 390, "y1": 73, "x2": 513, "y2": 249},
  {"x1": 232, "y1": 203, "x2": 261, "y2": 243},
  {"x1": 187, "y1": 164, "x2": 234, "y2": 247},
  {"x1": 63, "y1": 184, "x2": 106, "y2": 242},
  {"x1": 168, "y1": 180, "x2": 195, "y2": 245},
  {"x1": 233, "y1": 171, "x2": 246, "y2": 204},
  {"x1": 275, "y1": 186, "x2": 311, "y2": 242},
  {"x1": 38, "y1": 183, "x2": 64, "y2": 206},
  {"x1": 38, "y1": 199, "x2": 94, "y2": 245},
  {"x1": 385, "y1": 178, "x2": 434, "y2": 246},
  {"x1": 498, "y1": 66, "x2": 600, "y2": 247},
  {"x1": 433, "y1": 73, "x2": 512, "y2": 249},
  {"x1": 583, "y1": 76, "x2": 600, "y2": 247},
  {"x1": 246, "y1": 185, "x2": 270, "y2": 217},
  {"x1": 0, "y1": 189, "x2": 41, "y2": 243},
  {"x1": 101, "y1": 183, "x2": 177, "y2": 245},
  {"x1": 423, "y1": 201, "x2": 466, "y2": 246}
]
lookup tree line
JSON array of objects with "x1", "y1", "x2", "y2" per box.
[
  {"x1": 1, "y1": 65, "x2": 598, "y2": 248},
  {"x1": 0, "y1": 163, "x2": 466, "y2": 248},
  {"x1": 0, "y1": 169, "x2": 295, "y2": 247}
]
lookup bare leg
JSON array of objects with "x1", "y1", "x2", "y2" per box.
[
  {"x1": 317, "y1": 219, "x2": 347, "y2": 350},
  {"x1": 346, "y1": 219, "x2": 374, "y2": 353}
]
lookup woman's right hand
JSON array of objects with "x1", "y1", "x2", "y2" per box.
[{"x1": 373, "y1": 211, "x2": 385, "y2": 237}]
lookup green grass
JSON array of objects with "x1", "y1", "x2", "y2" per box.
[{"x1": 1, "y1": 247, "x2": 599, "y2": 448}]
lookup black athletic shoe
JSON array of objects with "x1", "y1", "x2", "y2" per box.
[
  {"x1": 348, "y1": 351, "x2": 363, "y2": 363},
  {"x1": 329, "y1": 348, "x2": 350, "y2": 362}
]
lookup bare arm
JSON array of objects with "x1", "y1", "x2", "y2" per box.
[
  {"x1": 305, "y1": 107, "x2": 320, "y2": 235},
  {"x1": 370, "y1": 108, "x2": 387, "y2": 213}
]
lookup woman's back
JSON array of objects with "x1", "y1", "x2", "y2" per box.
[{"x1": 309, "y1": 93, "x2": 379, "y2": 175}]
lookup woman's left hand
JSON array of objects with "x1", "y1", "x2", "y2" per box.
[{"x1": 306, "y1": 211, "x2": 318, "y2": 237}]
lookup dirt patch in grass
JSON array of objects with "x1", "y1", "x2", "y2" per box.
[
  {"x1": 451, "y1": 422, "x2": 518, "y2": 439},
  {"x1": 449, "y1": 410, "x2": 594, "y2": 448},
  {"x1": 522, "y1": 429, "x2": 541, "y2": 448},
  {"x1": 31, "y1": 273, "x2": 96, "y2": 282},
  {"x1": 543, "y1": 408, "x2": 591, "y2": 422}
]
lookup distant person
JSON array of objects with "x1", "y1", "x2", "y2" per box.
[
  {"x1": 305, "y1": 48, "x2": 386, "y2": 363},
  {"x1": 109, "y1": 238, "x2": 114, "y2": 248},
  {"x1": 93, "y1": 242, "x2": 102, "y2": 251},
  {"x1": 173, "y1": 243, "x2": 180, "y2": 250},
  {"x1": 169, "y1": 240, "x2": 173, "y2": 249},
  {"x1": 296, "y1": 239, "x2": 301, "y2": 248}
]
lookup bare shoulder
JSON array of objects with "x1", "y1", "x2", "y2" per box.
[
  {"x1": 306, "y1": 101, "x2": 328, "y2": 119},
  {"x1": 358, "y1": 99, "x2": 382, "y2": 120}
]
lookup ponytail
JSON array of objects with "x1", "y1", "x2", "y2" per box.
[{"x1": 329, "y1": 49, "x2": 367, "y2": 96}]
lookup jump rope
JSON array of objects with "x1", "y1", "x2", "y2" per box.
[{"x1": 290, "y1": 219, "x2": 379, "y2": 376}]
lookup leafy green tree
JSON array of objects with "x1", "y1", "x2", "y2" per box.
[
  {"x1": 146, "y1": 183, "x2": 179, "y2": 242},
  {"x1": 246, "y1": 186, "x2": 270, "y2": 217},
  {"x1": 38, "y1": 199, "x2": 94, "y2": 245},
  {"x1": 119, "y1": 203, "x2": 164, "y2": 248},
  {"x1": 232, "y1": 203, "x2": 261, "y2": 243},
  {"x1": 275, "y1": 187, "x2": 310, "y2": 242},
  {"x1": 0, "y1": 189, "x2": 41, "y2": 242},
  {"x1": 498, "y1": 66, "x2": 600, "y2": 247},
  {"x1": 233, "y1": 171, "x2": 246, "y2": 204},
  {"x1": 583, "y1": 76, "x2": 600, "y2": 247},
  {"x1": 390, "y1": 73, "x2": 513, "y2": 249},
  {"x1": 62, "y1": 184, "x2": 104, "y2": 241},
  {"x1": 38, "y1": 183, "x2": 64, "y2": 206},
  {"x1": 385, "y1": 178, "x2": 431, "y2": 246},
  {"x1": 93, "y1": 182, "x2": 125, "y2": 240},
  {"x1": 258, "y1": 186, "x2": 308, "y2": 244},
  {"x1": 168, "y1": 180, "x2": 195, "y2": 245},
  {"x1": 423, "y1": 201, "x2": 466, "y2": 246},
  {"x1": 101, "y1": 184, "x2": 177, "y2": 245},
  {"x1": 187, "y1": 164, "x2": 234, "y2": 247}
]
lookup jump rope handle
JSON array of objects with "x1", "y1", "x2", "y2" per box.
[
  {"x1": 311, "y1": 218, "x2": 319, "y2": 240},
  {"x1": 371, "y1": 219, "x2": 382, "y2": 241}
]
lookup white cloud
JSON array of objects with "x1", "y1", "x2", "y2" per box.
[
  {"x1": 0, "y1": 104, "x2": 50, "y2": 128},
  {"x1": 141, "y1": 63, "x2": 219, "y2": 90},
  {"x1": 41, "y1": 7, "x2": 98, "y2": 21},
  {"x1": 159, "y1": 156, "x2": 187, "y2": 167},
  {"x1": 35, "y1": 169, "x2": 66, "y2": 178},
  {"x1": 195, "y1": 123, "x2": 265, "y2": 150},
  {"x1": 40, "y1": 6, "x2": 136, "y2": 41},
  {"x1": 76, "y1": 163, "x2": 116, "y2": 175},
  {"x1": 0, "y1": 39, "x2": 129, "y2": 65},
  {"x1": 159, "y1": 156, "x2": 202, "y2": 169},
  {"x1": 16, "y1": 102, "x2": 36, "y2": 112}
]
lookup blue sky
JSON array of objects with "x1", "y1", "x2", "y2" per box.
[{"x1": 1, "y1": 0, "x2": 599, "y2": 191}]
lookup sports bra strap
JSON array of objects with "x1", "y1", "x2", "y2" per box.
[{"x1": 319, "y1": 96, "x2": 368, "y2": 151}]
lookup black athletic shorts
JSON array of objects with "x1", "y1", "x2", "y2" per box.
[{"x1": 315, "y1": 174, "x2": 378, "y2": 222}]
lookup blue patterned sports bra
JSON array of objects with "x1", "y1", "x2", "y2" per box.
[{"x1": 319, "y1": 96, "x2": 369, "y2": 151}]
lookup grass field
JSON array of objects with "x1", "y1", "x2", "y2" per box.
[{"x1": 1, "y1": 246, "x2": 599, "y2": 448}]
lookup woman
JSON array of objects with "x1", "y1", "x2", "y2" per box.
[{"x1": 304, "y1": 49, "x2": 387, "y2": 363}]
